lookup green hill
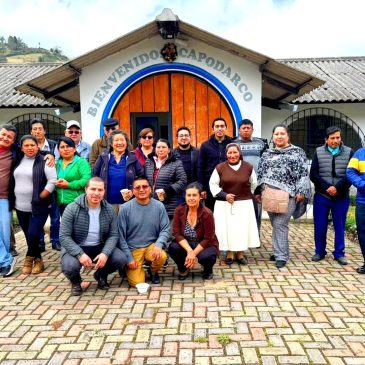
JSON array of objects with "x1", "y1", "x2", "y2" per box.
[{"x1": 0, "y1": 36, "x2": 68, "y2": 63}]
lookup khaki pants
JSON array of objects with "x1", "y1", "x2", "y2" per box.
[{"x1": 126, "y1": 244, "x2": 167, "y2": 287}]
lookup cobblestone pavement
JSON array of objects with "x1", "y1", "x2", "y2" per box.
[{"x1": 1, "y1": 221, "x2": 365, "y2": 365}]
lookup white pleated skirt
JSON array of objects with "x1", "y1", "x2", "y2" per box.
[{"x1": 214, "y1": 199, "x2": 260, "y2": 251}]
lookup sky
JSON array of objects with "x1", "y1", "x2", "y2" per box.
[{"x1": 0, "y1": 0, "x2": 364, "y2": 60}]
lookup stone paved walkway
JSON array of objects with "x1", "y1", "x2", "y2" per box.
[{"x1": 1, "y1": 221, "x2": 365, "y2": 365}]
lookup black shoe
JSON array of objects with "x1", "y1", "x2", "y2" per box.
[
  {"x1": 178, "y1": 271, "x2": 189, "y2": 281},
  {"x1": 269, "y1": 255, "x2": 276, "y2": 262},
  {"x1": 236, "y1": 257, "x2": 248, "y2": 265},
  {"x1": 225, "y1": 258, "x2": 234, "y2": 265},
  {"x1": 312, "y1": 254, "x2": 325, "y2": 262},
  {"x1": 51, "y1": 242, "x2": 61, "y2": 251},
  {"x1": 10, "y1": 248, "x2": 18, "y2": 257},
  {"x1": 150, "y1": 272, "x2": 160, "y2": 284},
  {"x1": 39, "y1": 244, "x2": 46, "y2": 253},
  {"x1": 93, "y1": 271, "x2": 110, "y2": 289},
  {"x1": 356, "y1": 266, "x2": 365, "y2": 274},
  {"x1": 202, "y1": 272, "x2": 213, "y2": 280},
  {"x1": 2, "y1": 257, "x2": 17, "y2": 277},
  {"x1": 275, "y1": 260, "x2": 286, "y2": 269},
  {"x1": 71, "y1": 283, "x2": 82, "y2": 296},
  {"x1": 335, "y1": 256, "x2": 348, "y2": 265}
]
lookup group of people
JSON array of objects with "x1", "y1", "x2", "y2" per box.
[{"x1": 1, "y1": 115, "x2": 365, "y2": 296}]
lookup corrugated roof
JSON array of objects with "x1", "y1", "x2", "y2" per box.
[
  {"x1": 15, "y1": 19, "x2": 323, "y2": 107},
  {"x1": 281, "y1": 57, "x2": 365, "y2": 103},
  {"x1": 0, "y1": 63, "x2": 61, "y2": 107}
]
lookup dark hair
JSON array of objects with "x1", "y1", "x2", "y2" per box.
[
  {"x1": 325, "y1": 126, "x2": 341, "y2": 138},
  {"x1": 186, "y1": 182, "x2": 203, "y2": 194},
  {"x1": 0, "y1": 124, "x2": 17, "y2": 139},
  {"x1": 20, "y1": 134, "x2": 38, "y2": 147},
  {"x1": 86, "y1": 176, "x2": 105, "y2": 188},
  {"x1": 225, "y1": 142, "x2": 243, "y2": 160},
  {"x1": 139, "y1": 128, "x2": 154, "y2": 138},
  {"x1": 133, "y1": 175, "x2": 151, "y2": 187},
  {"x1": 29, "y1": 118, "x2": 46, "y2": 131},
  {"x1": 156, "y1": 138, "x2": 171, "y2": 148},
  {"x1": 272, "y1": 124, "x2": 289, "y2": 135},
  {"x1": 57, "y1": 136, "x2": 76, "y2": 149},
  {"x1": 108, "y1": 130, "x2": 131, "y2": 152},
  {"x1": 176, "y1": 126, "x2": 191, "y2": 136},
  {"x1": 238, "y1": 119, "x2": 253, "y2": 128},
  {"x1": 212, "y1": 118, "x2": 227, "y2": 128}
]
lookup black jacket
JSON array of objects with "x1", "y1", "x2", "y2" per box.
[{"x1": 173, "y1": 146, "x2": 199, "y2": 184}]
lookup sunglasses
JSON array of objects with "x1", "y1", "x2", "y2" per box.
[
  {"x1": 68, "y1": 131, "x2": 80, "y2": 135},
  {"x1": 141, "y1": 135, "x2": 153, "y2": 140},
  {"x1": 133, "y1": 185, "x2": 150, "y2": 190}
]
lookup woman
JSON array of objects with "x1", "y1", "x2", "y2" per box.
[
  {"x1": 145, "y1": 139, "x2": 187, "y2": 219},
  {"x1": 209, "y1": 143, "x2": 260, "y2": 265},
  {"x1": 133, "y1": 128, "x2": 154, "y2": 166},
  {"x1": 55, "y1": 137, "x2": 91, "y2": 215},
  {"x1": 257, "y1": 124, "x2": 310, "y2": 269},
  {"x1": 12, "y1": 135, "x2": 57, "y2": 274},
  {"x1": 169, "y1": 183, "x2": 219, "y2": 280},
  {"x1": 93, "y1": 130, "x2": 143, "y2": 212}
]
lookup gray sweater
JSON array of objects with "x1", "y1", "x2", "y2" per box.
[
  {"x1": 60, "y1": 194, "x2": 118, "y2": 258},
  {"x1": 117, "y1": 198, "x2": 170, "y2": 263}
]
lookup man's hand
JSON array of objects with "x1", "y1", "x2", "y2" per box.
[
  {"x1": 79, "y1": 253, "x2": 93, "y2": 267},
  {"x1": 93, "y1": 253, "x2": 108, "y2": 269},
  {"x1": 127, "y1": 261, "x2": 138, "y2": 270},
  {"x1": 55, "y1": 179, "x2": 69, "y2": 188},
  {"x1": 295, "y1": 193, "x2": 305, "y2": 202},
  {"x1": 201, "y1": 191, "x2": 207, "y2": 200},
  {"x1": 44, "y1": 154, "x2": 55, "y2": 167},
  {"x1": 184, "y1": 250, "x2": 196, "y2": 269},
  {"x1": 39, "y1": 189, "x2": 50, "y2": 199},
  {"x1": 326, "y1": 186, "x2": 337, "y2": 196},
  {"x1": 151, "y1": 245, "x2": 162, "y2": 261}
]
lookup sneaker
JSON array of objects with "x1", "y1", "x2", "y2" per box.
[
  {"x1": 150, "y1": 272, "x2": 160, "y2": 284},
  {"x1": 3, "y1": 257, "x2": 17, "y2": 277},
  {"x1": 275, "y1": 260, "x2": 286, "y2": 269},
  {"x1": 71, "y1": 283, "x2": 82, "y2": 296},
  {"x1": 93, "y1": 271, "x2": 110, "y2": 289},
  {"x1": 51, "y1": 242, "x2": 61, "y2": 251},
  {"x1": 335, "y1": 256, "x2": 348, "y2": 265},
  {"x1": 356, "y1": 265, "x2": 365, "y2": 274},
  {"x1": 312, "y1": 254, "x2": 325, "y2": 262},
  {"x1": 10, "y1": 248, "x2": 18, "y2": 257}
]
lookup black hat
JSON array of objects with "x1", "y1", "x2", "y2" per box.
[{"x1": 102, "y1": 118, "x2": 119, "y2": 128}]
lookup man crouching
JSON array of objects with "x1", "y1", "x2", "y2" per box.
[{"x1": 60, "y1": 177, "x2": 128, "y2": 296}]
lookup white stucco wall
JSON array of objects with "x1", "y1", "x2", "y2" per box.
[
  {"x1": 79, "y1": 35, "x2": 263, "y2": 143},
  {"x1": 262, "y1": 103, "x2": 365, "y2": 145}
]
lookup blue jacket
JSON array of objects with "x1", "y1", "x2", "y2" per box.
[
  {"x1": 92, "y1": 150, "x2": 144, "y2": 192},
  {"x1": 347, "y1": 148, "x2": 365, "y2": 204}
]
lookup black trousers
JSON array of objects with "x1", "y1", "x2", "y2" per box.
[
  {"x1": 61, "y1": 245, "x2": 128, "y2": 284},
  {"x1": 168, "y1": 241, "x2": 217, "y2": 275}
]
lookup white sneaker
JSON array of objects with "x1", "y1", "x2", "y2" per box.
[{"x1": 3, "y1": 257, "x2": 17, "y2": 277}]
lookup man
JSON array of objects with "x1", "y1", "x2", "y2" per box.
[
  {"x1": 89, "y1": 118, "x2": 119, "y2": 167},
  {"x1": 60, "y1": 177, "x2": 128, "y2": 296},
  {"x1": 198, "y1": 118, "x2": 232, "y2": 210},
  {"x1": 118, "y1": 176, "x2": 170, "y2": 286},
  {"x1": 30, "y1": 118, "x2": 59, "y2": 251},
  {"x1": 233, "y1": 119, "x2": 268, "y2": 231},
  {"x1": 0, "y1": 124, "x2": 18, "y2": 277},
  {"x1": 347, "y1": 147, "x2": 365, "y2": 274},
  {"x1": 55, "y1": 120, "x2": 91, "y2": 160},
  {"x1": 310, "y1": 126, "x2": 353, "y2": 265},
  {"x1": 173, "y1": 127, "x2": 199, "y2": 203}
]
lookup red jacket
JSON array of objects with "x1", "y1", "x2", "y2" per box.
[{"x1": 172, "y1": 203, "x2": 219, "y2": 253}]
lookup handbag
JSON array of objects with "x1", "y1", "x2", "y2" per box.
[{"x1": 262, "y1": 185, "x2": 289, "y2": 214}]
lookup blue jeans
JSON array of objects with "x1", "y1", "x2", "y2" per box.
[
  {"x1": 356, "y1": 202, "x2": 365, "y2": 263},
  {"x1": 40, "y1": 197, "x2": 60, "y2": 245},
  {"x1": 0, "y1": 199, "x2": 13, "y2": 268},
  {"x1": 313, "y1": 193, "x2": 349, "y2": 258},
  {"x1": 16, "y1": 210, "x2": 49, "y2": 258}
]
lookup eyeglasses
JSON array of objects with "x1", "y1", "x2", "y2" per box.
[
  {"x1": 178, "y1": 134, "x2": 190, "y2": 138},
  {"x1": 141, "y1": 135, "x2": 153, "y2": 140},
  {"x1": 68, "y1": 131, "x2": 80, "y2": 135},
  {"x1": 133, "y1": 185, "x2": 150, "y2": 190},
  {"x1": 105, "y1": 126, "x2": 117, "y2": 131}
]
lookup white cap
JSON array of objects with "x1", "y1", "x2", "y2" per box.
[{"x1": 66, "y1": 120, "x2": 80, "y2": 129}]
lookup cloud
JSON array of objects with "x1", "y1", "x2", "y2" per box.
[{"x1": 0, "y1": 0, "x2": 364, "y2": 59}]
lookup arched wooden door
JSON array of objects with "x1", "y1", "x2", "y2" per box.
[{"x1": 112, "y1": 72, "x2": 234, "y2": 147}]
